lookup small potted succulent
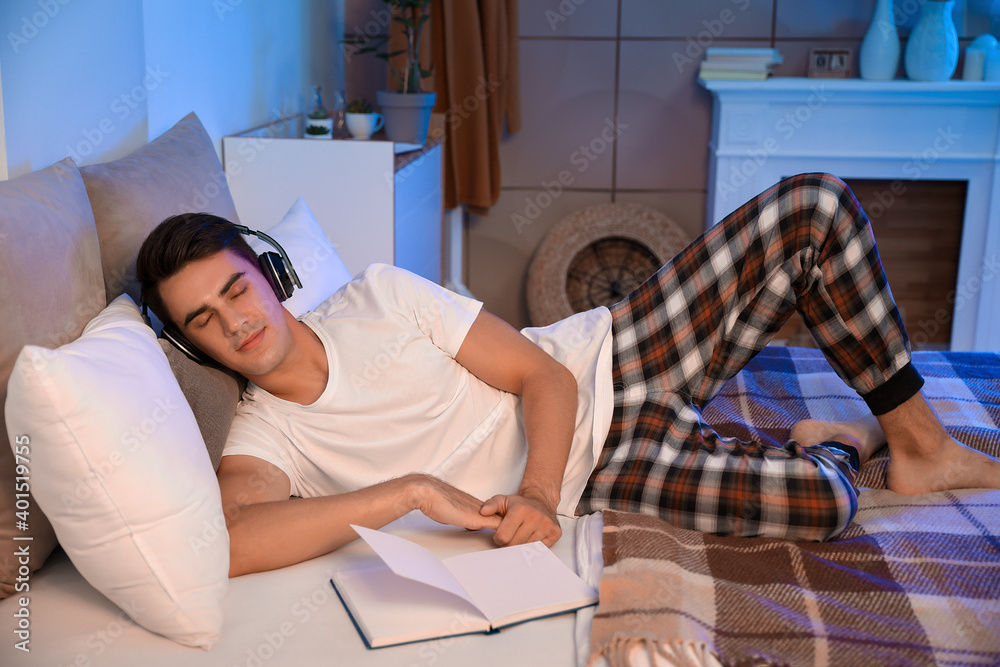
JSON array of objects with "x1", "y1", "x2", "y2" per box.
[
  {"x1": 305, "y1": 84, "x2": 333, "y2": 139},
  {"x1": 344, "y1": 98, "x2": 384, "y2": 140},
  {"x1": 349, "y1": 0, "x2": 435, "y2": 145}
]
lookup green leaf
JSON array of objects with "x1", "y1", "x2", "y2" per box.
[
  {"x1": 346, "y1": 98, "x2": 375, "y2": 113},
  {"x1": 353, "y1": 0, "x2": 431, "y2": 88}
]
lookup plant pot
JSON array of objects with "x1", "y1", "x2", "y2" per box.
[
  {"x1": 376, "y1": 91, "x2": 437, "y2": 145},
  {"x1": 304, "y1": 116, "x2": 333, "y2": 140}
]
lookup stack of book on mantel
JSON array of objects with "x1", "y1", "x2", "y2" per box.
[{"x1": 698, "y1": 47, "x2": 783, "y2": 80}]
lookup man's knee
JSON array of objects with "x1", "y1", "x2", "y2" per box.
[
  {"x1": 776, "y1": 172, "x2": 867, "y2": 240},
  {"x1": 777, "y1": 172, "x2": 855, "y2": 202}
]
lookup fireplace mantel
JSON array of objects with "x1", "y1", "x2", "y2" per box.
[{"x1": 702, "y1": 77, "x2": 1000, "y2": 351}]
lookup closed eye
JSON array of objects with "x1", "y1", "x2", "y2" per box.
[
  {"x1": 195, "y1": 286, "x2": 246, "y2": 328},
  {"x1": 181, "y1": 271, "x2": 248, "y2": 329}
]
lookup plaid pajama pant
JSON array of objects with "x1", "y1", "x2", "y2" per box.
[{"x1": 577, "y1": 173, "x2": 924, "y2": 541}]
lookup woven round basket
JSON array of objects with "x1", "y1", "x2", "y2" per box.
[{"x1": 526, "y1": 203, "x2": 690, "y2": 327}]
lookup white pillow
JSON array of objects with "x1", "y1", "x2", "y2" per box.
[
  {"x1": 250, "y1": 196, "x2": 354, "y2": 317},
  {"x1": 4, "y1": 295, "x2": 228, "y2": 649}
]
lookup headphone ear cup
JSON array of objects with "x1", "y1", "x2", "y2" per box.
[
  {"x1": 258, "y1": 251, "x2": 295, "y2": 302},
  {"x1": 161, "y1": 325, "x2": 211, "y2": 364}
]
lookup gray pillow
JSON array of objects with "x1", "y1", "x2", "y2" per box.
[
  {"x1": 158, "y1": 341, "x2": 247, "y2": 472},
  {"x1": 0, "y1": 158, "x2": 105, "y2": 597},
  {"x1": 80, "y1": 112, "x2": 242, "y2": 306}
]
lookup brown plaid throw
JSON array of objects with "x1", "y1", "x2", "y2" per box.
[{"x1": 589, "y1": 348, "x2": 1000, "y2": 666}]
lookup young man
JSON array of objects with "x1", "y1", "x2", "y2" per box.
[{"x1": 137, "y1": 173, "x2": 1000, "y2": 577}]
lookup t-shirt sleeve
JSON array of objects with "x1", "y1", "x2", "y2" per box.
[
  {"x1": 222, "y1": 409, "x2": 301, "y2": 497},
  {"x1": 367, "y1": 264, "x2": 483, "y2": 358}
]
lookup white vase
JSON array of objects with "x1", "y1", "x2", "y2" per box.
[
  {"x1": 904, "y1": 0, "x2": 959, "y2": 81},
  {"x1": 860, "y1": 0, "x2": 900, "y2": 80}
]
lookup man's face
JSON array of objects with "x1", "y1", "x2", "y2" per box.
[{"x1": 159, "y1": 249, "x2": 293, "y2": 377}]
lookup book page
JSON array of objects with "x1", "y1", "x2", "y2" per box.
[
  {"x1": 331, "y1": 564, "x2": 489, "y2": 648},
  {"x1": 350, "y1": 524, "x2": 476, "y2": 608},
  {"x1": 444, "y1": 541, "x2": 599, "y2": 626}
]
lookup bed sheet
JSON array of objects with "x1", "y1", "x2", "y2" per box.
[
  {"x1": 587, "y1": 347, "x2": 1000, "y2": 667},
  {"x1": 0, "y1": 511, "x2": 604, "y2": 667}
]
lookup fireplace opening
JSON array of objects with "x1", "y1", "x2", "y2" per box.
[{"x1": 777, "y1": 178, "x2": 967, "y2": 351}]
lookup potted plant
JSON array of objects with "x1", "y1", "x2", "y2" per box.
[
  {"x1": 344, "y1": 98, "x2": 385, "y2": 140},
  {"x1": 351, "y1": 0, "x2": 435, "y2": 145},
  {"x1": 305, "y1": 84, "x2": 333, "y2": 139}
]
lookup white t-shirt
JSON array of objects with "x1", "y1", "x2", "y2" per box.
[{"x1": 222, "y1": 263, "x2": 613, "y2": 516}]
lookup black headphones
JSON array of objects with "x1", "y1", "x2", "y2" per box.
[{"x1": 145, "y1": 223, "x2": 302, "y2": 364}]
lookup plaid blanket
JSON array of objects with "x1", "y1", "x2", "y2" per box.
[{"x1": 588, "y1": 348, "x2": 1000, "y2": 667}]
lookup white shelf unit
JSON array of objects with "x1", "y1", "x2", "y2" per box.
[{"x1": 223, "y1": 121, "x2": 443, "y2": 284}]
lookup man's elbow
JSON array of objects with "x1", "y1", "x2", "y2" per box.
[
  {"x1": 222, "y1": 505, "x2": 254, "y2": 578},
  {"x1": 228, "y1": 545, "x2": 266, "y2": 579},
  {"x1": 220, "y1": 497, "x2": 271, "y2": 578},
  {"x1": 556, "y1": 362, "x2": 577, "y2": 396},
  {"x1": 228, "y1": 549, "x2": 249, "y2": 579},
  {"x1": 542, "y1": 359, "x2": 578, "y2": 405}
]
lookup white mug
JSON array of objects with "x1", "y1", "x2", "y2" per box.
[{"x1": 345, "y1": 112, "x2": 385, "y2": 140}]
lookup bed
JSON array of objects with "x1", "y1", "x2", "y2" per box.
[{"x1": 1, "y1": 112, "x2": 998, "y2": 666}]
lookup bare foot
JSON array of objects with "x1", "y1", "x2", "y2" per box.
[
  {"x1": 874, "y1": 393, "x2": 1000, "y2": 495},
  {"x1": 886, "y1": 436, "x2": 1000, "y2": 495},
  {"x1": 790, "y1": 415, "x2": 887, "y2": 463}
]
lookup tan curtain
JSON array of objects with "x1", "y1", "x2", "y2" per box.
[{"x1": 391, "y1": 0, "x2": 520, "y2": 214}]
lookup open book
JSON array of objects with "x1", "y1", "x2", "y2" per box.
[{"x1": 329, "y1": 524, "x2": 599, "y2": 649}]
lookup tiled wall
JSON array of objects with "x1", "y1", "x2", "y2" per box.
[{"x1": 344, "y1": 0, "x2": 993, "y2": 329}]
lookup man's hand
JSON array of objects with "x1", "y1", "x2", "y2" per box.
[
  {"x1": 410, "y1": 474, "x2": 503, "y2": 534},
  {"x1": 480, "y1": 493, "x2": 562, "y2": 547},
  {"x1": 220, "y1": 457, "x2": 502, "y2": 576}
]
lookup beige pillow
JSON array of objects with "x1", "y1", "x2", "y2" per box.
[
  {"x1": 80, "y1": 112, "x2": 242, "y2": 305},
  {"x1": 159, "y1": 341, "x2": 246, "y2": 471},
  {"x1": 0, "y1": 158, "x2": 106, "y2": 597}
]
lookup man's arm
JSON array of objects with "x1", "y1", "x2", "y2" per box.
[
  {"x1": 218, "y1": 455, "x2": 502, "y2": 577},
  {"x1": 453, "y1": 309, "x2": 578, "y2": 548}
]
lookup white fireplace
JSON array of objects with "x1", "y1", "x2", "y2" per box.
[{"x1": 702, "y1": 78, "x2": 1000, "y2": 352}]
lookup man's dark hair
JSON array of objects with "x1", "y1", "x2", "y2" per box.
[{"x1": 136, "y1": 212, "x2": 258, "y2": 328}]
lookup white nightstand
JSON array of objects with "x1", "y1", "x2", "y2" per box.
[{"x1": 223, "y1": 116, "x2": 443, "y2": 284}]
